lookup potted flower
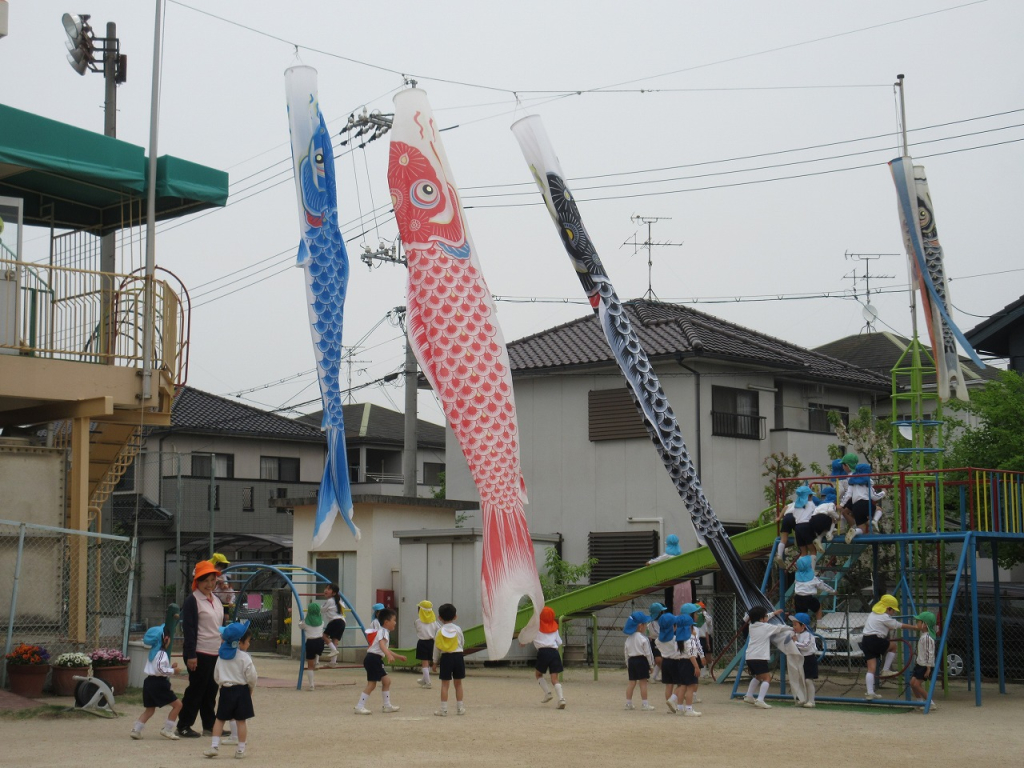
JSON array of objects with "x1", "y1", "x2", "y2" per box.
[
  {"x1": 50, "y1": 652, "x2": 92, "y2": 696},
  {"x1": 90, "y1": 648, "x2": 130, "y2": 695},
  {"x1": 5, "y1": 643, "x2": 50, "y2": 698}
]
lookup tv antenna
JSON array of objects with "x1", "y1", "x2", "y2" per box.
[
  {"x1": 623, "y1": 215, "x2": 683, "y2": 300},
  {"x1": 844, "y1": 251, "x2": 897, "y2": 332},
  {"x1": 340, "y1": 347, "x2": 370, "y2": 404}
]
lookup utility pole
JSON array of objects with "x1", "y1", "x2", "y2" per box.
[
  {"x1": 624, "y1": 215, "x2": 683, "y2": 300},
  {"x1": 843, "y1": 252, "x2": 897, "y2": 332}
]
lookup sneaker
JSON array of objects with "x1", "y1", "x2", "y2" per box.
[
  {"x1": 773, "y1": 554, "x2": 785, "y2": 568},
  {"x1": 382, "y1": 704, "x2": 400, "y2": 713},
  {"x1": 928, "y1": 701, "x2": 938, "y2": 710},
  {"x1": 641, "y1": 703, "x2": 655, "y2": 711},
  {"x1": 666, "y1": 699, "x2": 677, "y2": 713},
  {"x1": 864, "y1": 692, "x2": 883, "y2": 700},
  {"x1": 203, "y1": 747, "x2": 219, "y2": 758},
  {"x1": 753, "y1": 699, "x2": 772, "y2": 709},
  {"x1": 234, "y1": 750, "x2": 246, "y2": 760},
  {"x1": 417, "y1": 679, "x2": 431, "y2": 688},
  {"x1": 694, "y1": 696, "x2": 702, "y2": 704},
  {"x1": 803, "y1": 701, "x2": 816, "y2": 708},
  {"x1": 541, "y1": 692, "x2": 553, "y2": 703},
  {"x1": 177, "y1": 727, "x2": 201, "y2": 739},
  {"x1": 879, "y1": 669, "x2": 899, "y2": 679},
  {"x1": 160, "y1": 729, "x2": 179, "y2": 740},
  {"x1": 434, "y1": 709, "x2": 448, "y2": 717},
  {"x1": 743, "y1": 695, "x2": 756, "y2": 705},
  {"x1": 221, "y1": 734, "x2": 238, "y2": 746},
  {"x1": 309, "y1": 684, "x2": 315, "y2": 691},
  {"x1": 328, "y1": 661, "x2": 338, "y2": 669},
  {"x1": 682, "y1": 709, "x2": 702, "y2": 717},
  {"x1": 814, "y1": 537, "x2": 826, "y2": 554},
  {"x1": 825, "y1": 530, "x2": 835, "y2": 542},
  {"x1": 354, "y1": 706, "x2": 372, "y2": 715},
  {"x1": 845, "y1": 527, "x2": 859, "y2": 544},
  {"x1": 557, "y1": 698, "x2": 566, "y2": 709},
  {"x1": 130, "y1": 730, "x2": 143, "y2": 740},
  {"x1": 456, "y1": 705, "x2": 466, "y2": 716},
  {"x1": 625, "y1": 702, "x2": 635, "y2": 710}
]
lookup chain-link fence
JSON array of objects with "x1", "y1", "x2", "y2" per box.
[{"x1": 1, "y1": 519, "x2": 134, "y2": 688}]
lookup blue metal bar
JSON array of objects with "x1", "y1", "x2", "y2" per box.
[
  {"x1": 758, "y1": 693, "x2": 927, "y2": 708},
  {"x1": 969, "y1": 537, "x2": 982, "y2": 704},
  {"x1": 928, "y1": 532, "x2": 970, "y2": 709},
  {"x1": 992, "y1": 540, "x2": 1005, "y2": 693}
]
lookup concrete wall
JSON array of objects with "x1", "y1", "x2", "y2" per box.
[{"x1": 0, "y1": 443, "x2": 63, "y2": 527}]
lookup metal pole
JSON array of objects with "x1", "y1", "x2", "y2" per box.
[
  {"x1": 121, "y1": 536, "x2": 138, "y2": 657},
  {"x1": 2, "y1": 524, "x2": 27, "y2": 688},
  {"x1": 141, "y1": 0, "x2": 164, "y2": 401},
  {"x1": 209, "y1": 453, "x2": 215, "y2": 556},
  {"x1": 402, "y1": 337, "x2": 418, "y2": 497},
  {"x1": 100, "y1": 21, "x2": 117, "y2": 363},
  {"x1": 176, "y1": 452, "x2": 182, "y2": 605},
  {"x1": 897, "y1": 74, "x2": 909, "y2": 158}
]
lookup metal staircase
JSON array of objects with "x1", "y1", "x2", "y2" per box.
[{"x1": 55, "y1": 420, "x2": 142, "y2": 528}]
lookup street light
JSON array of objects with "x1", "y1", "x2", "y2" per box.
[{"x1": 61, "y1": 12, "x2": 126, "y2": 85}]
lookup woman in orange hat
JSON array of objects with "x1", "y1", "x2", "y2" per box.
[{"x1": 176, "y1": 559, "x2": 227, "y2": 738}]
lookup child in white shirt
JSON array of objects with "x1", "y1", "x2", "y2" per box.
[
  {"x1": 775, "y1": 485, "x2": 815, "y2": 567},
  {"x1": 527, "y1": 606, "x2": 565, "y2": 708},
  {"x1": 810, "y1": 485, "x2": 842, "y2": 552},
  {"x1": 321, "y1": 583, "x2": 346, "y2": 667},
  {"x1": 623, "y1": 610, "x2": 655, "y2": 711},
  {"x1": 842, "y1": 463, "x2": 886, "y2": 542},
  {"x1": 742, "y1": 606, "x2": 796, "y2": 709},
  {"x1": 674, "y1": 613, "x2": 703, "y2": 717},
  {"x1": 204, "y1": 621, "x2": 257, "y2": 759},
  {"x1": 910, "y1": 611, "x2": 938, "y2": 709},
  {"x1": 415, "y1": 599, "x2": 440, "y2": 689},
  {"x1": 131, "y1": 624, "x2": 181, "y2": 740},
  {"x1": 793, "y1": 556, "x2": 836, "y2": 620},
  {"x1": 298, "y1": 601, "x2": 326, "y2": 690},
  {"x1": 860, "y1": 594, "x2": 917, "y2": 699},
  {"x1": 790, "y1": 612, "x2": 818, "y2": 708},
  {"x1": 354, "y1": 608, "x2": 406, "y2": 715},
  {"x1": 432, "y1": 603, "x2": 466, "y2": 716}
]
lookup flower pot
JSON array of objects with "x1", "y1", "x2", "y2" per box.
[
  {"x1": 93, "y1": 664, "x2": 129, "y2": 695},
  {"x1": 6, "y1": 664, "x2": 49, "y2": 698},
  {"x1": 50, "y1": 665, "x2": 90, "y2": 697}
]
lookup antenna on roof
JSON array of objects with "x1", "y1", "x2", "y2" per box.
[
  {"x1": 623, "y1": 215, "x2": 683, "y2": 300},
  {"x1": 844, "y1": 251, "x2": 897, "y2": 332}
]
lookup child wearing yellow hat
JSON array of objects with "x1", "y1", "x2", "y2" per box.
[
  {"x1": 910, "y1": 611, "x2": 938, "y2": 709},
  {"x1": 860, "y1": 594, "x2": 918, "y2": 699},
  {"x1": 415, "y1": 600, "x2": 440, "y2": 689},
  {"x1": 431, "y1": 603, "x2": 466, "y2": 716}
]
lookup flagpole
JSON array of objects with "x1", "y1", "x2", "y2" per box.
[
  {"x1": 142, "y1": 0, "x2": 164, "y2": 402},
  {"x1": 896, "y1": 73, "x2": 918, "y2": 343}
]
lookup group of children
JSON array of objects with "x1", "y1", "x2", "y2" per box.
[
  {"x1": 133, "y1": 620, "x2": 256, "y2": 759},
  {"x1": 775, "y1": 453, "x2": 888, "y2": 568}
]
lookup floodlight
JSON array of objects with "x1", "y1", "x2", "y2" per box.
[{"x1": 62, "y1": 12, "x2": 94, "y2": 75}]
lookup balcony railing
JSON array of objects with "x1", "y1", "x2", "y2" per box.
[
  {"x1": 0, "y1": 256, "x2": 189, "y2": 386},
  {"x1": 710, "y1": 410, "x2": 766, "y2": 440}
]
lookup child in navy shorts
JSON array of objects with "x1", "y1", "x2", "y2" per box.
[
  {"x1": 790, "y1": 612, "x2": 818, "y2": 708},
  {"x1": 298, "y1": 601, "x2": 325, "y2": 690},
  {"x1": 530, "y1": 606, "x2": 565, "y2": 708},
  {"x1": 431, "y1": 603, "x2": 466, "y2": 716},
  {"x1": 354, "y1": 608, "x2": 406, "y2": 715},
  {"x1": 415, "y1": 600, "x2": 439, "y2": 689},
  {"x1": 131, "y1": 624, "x2": 182, "y2": 741},
  {"x1": 910, "y1": 611, "x2": 938, "y2": 709},
  {"x1": 204, "y1": 621, "x2": 257, "y2": 759},
  {"x1": 622, "y1": 610, "x2": 655, "y2": 711}
]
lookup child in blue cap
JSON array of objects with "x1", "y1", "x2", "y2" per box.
[
  {"x1": 810, "y1": 485, "x2": 841, "y2": 552},
  {"x1": 647, "y1": 602, "x2": 668, "y2": 682},
  {"x1": 131, "y1": 624, "x2": 182, "y2": 741},
  {"x1": 654, "y1": 611, "x2": 681, "y2": 710},
  {"x1": 623, "y1": 610, "x2": 655, "y2": 711},
  {"x1": 841, "y1": 463, "x2": 886, "y2": 543},
  {"x1": 668, "y1": 604, "x2": 702, "y2": 716},
  {"x1": 204, "y1": 620, "x2": 257, "y2": 759},
  {"x1": 794, "y1": 555, "x2": 836, "y2": 621}
]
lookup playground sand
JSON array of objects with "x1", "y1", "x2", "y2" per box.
[{"x1": 3, "y1": 656, "x2": 1023, "y2": 767}]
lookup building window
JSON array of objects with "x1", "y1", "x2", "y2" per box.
[
  {"x1": 588, "y1": 388, "x2": 649, "y2": 442},
  {"x1": 192, "y1": 452, "x2": 234, "y2": 479},
  {"x1": 423, "y1": 461, "x2": 445, "y2": 486},
  {"x1": 242, "y1": 486, "x2": 254, "y2": 512},
  {"x1": 711, "y1": 386, "x2": 763, "y2": 440},
  {"x1": 260, "y1": 456, "x2": 300, "y2": 482},
  {"x1": 808, "y1": 403, "x2": 850, "y2": 433}
]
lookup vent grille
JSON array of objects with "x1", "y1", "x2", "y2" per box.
[
  {"x1": 588, "y1": 388, "x2": 649, "y2": 442},
  {"x1": 587, "y1": 530, "x2": 659, "y2": 583}
]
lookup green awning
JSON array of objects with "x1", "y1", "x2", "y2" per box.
[{"x1": 0, "y1": 103, "x2": 228, "y2": 233}]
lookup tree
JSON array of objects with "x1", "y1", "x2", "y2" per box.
[
  {"x1": 537, "y1": 547, "x2": 597, "y2": 600},
  {"x1": 754, "y1": 452, "x2": 805, "y2": 527},
  {"x1": 829, "y1": 406, "x2": 892, "y2": 471}
]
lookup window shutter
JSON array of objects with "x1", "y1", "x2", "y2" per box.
[
  {"x1": 587, "y1": 530, "x2": 659, "y2": 582},
  {"x1": 588, "y1": 388, "x2": 649, "y2": 442}
]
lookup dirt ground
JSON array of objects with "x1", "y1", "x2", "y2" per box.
[{"x1": 3, "y1": 656, "x2": 1023, "y2": 767}]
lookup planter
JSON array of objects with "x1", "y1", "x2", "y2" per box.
[
  {"x1": 50, "y1": 665, "x2": 90, "y2": 697},
  {"x1": 6, "y1": 664, "x2": 49, "y2": 698},
  {"x1": 93, "y1": 664, "x2": 129, "y2": 695}
]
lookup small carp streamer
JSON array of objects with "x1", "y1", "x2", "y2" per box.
[
  {"x1": 284, "y1": 65, "x2": 358, "y2": 546},
  {"x1": 389, "y1": 88, "x2": 544, "y2": 658},
  {"x1": 890, "y1": 157, "x2": 984, "y2": 401}
]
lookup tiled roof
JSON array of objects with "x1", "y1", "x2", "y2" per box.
[
  {"x1": 964, "y1": 294, "x2": 1024, "y2": 356},
  {"x1": 296, "y1": 403, "x2": 446, "y2": 449},
  {"x1": 506, "y1": 299, "x2": 891, "y2": 391},
  {"x1": 111, "y1": 494, "x2": 171, "y2": 523},
  {"x1": 813, "y1": 332, "x2": 999, "y2": 386},
  {"x1": 166, "y1": 387, "x2": 325, "y2": 441}
]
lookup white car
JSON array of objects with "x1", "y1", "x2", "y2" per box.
[{"x1": 813, "y1": 612, "x2": 870, "y2": 659}]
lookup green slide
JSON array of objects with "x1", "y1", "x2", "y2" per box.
[{"x1": 388, "y1": 521, "x2": 778, "y2": 665}]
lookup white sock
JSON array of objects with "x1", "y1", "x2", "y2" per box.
[
  {"x1": 806, "y1": 681, "x2": 815, "y2": 703},
  {"x1": 211, "y1": 736, "x2": 221, "y2": 749},
  {"x1": 758, "y1": 681, "x2": 769, "y2": 701},
  {"x1": 328, "y1": 642, "x2": 338, "y2": 654},
  {"x1": 423, "y1": 667, "x2": 431, "y2": 682},
  {"x1": 164, "y1": 719, "x2": 175, "y2": 731},
  {"x1": 866, "y1": 672, "x2": 875, "y2": 694},
  {"x1": 357, "y1": 692, "x2": 369, "y2": 708},
  {"x1": 882, "y1": 652, "x2": 896, "y2": 673},
  {"x1": 684, "y1": 705, "x2": 693, "y2": 711},
  {"x1": 440, "y1": 701, "x2": 448, "y2": 712},
  {"x1": 237, "y1": 742, "x2": 246, "y2": 753},
  {"x1": 383, "y1": 691, "x2": 391, "y2": 706},
  {"x1": 307, "y1": 670, "x2": 314, "y2": 688},
  {"x1": 456, "y1": 700, "x2": 464, "y2": 709},
  {"x1": 641, "y1": 699, "x2": 648, "y2": 706},
  {"x1": 538, "y1": 678, "x2": 551, "y2": 694},
  {"x1": 746, "y1": 679, "x2": 759, "y2": 698},
  {"x1": 132, "y1": 721, "x2": 144, "y2": 733},
  {"x1": 554, "y1": 683, "x2": 564, "y2": 699},
  {"x1": 668, "y1": 693, "x2": 678, "y2": 705}
]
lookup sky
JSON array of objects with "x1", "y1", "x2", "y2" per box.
[{"x1": 3, "y1": 1, "x2": 1023, "y2": 427}]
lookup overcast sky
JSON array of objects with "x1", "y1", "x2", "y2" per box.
[{"x1": 4, "y1": 1, "x2": 1022, "y2": 426}]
